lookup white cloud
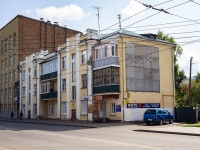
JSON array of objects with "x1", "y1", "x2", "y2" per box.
[
  {"x1": 178, "y1": 47, "x2": 200, "y2": 76},
  {"x1": 26, "y1": 9, "x2": 32, "y2": 14},
  {"x1": 35, "y1": 4, "x2": 89, "y2": 24},
  {"x1": 121, "y1": 0, "x2": 146, "y2": 17}
]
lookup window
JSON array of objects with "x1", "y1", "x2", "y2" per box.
[
  {"x1": 5, "y1": 39, "x2": 8, "y2": 52},
  {"x1": 41, "y1": 81, "x2": 54, "y2": 94},
  {"x1": 48, "y1": 103, "x2": 51, "y2": 114},
  {"x1": 34, "y1": 66, "x2": 37, "y2": 77},
  {"x1": 1, "y1": 41, "x2": 4, "y2": 54},
  {"x1": 13, "y1": 33, "x2": 16, "y2": 47},
  {"x1": 5, "y1": 73, "x2": 7, "y2": 83},
  {"x1": 81, "y1": 100, "x2": 87, "y2": 115},
  {"x1": 34, "y1": 84, "x2": 37, "y2": 95},
  {"x1": 9, "y1": 56, "x2": 12, "y2": 65},
  {"x1": 1, "y1": 60, "x2": 3, "y2": 69},
  {"x1": 72, "y1": 62, "x2": 76, "y2": 82},
  {"x1": 9, "y1": 72, "x2": 12, "y2": 81},
  {"x1": 62, "y1": 56, "x2": 66, "y2": 69},
  {"x1": 23, "y1": 104, "x2": 25, "y2": 114},
  {"x1": 110, "y1": 102, "x2": 116, "y2": 115},
  {"x1": 82, "y1": 74, "x2": 87, "y2": 88},
  {"x1": 72, "y1": 53, "x2": 75, "y2": 60},
  {"x1": 62, "y1": 102, "x2": 67, "y2": 114},
  {"x1": 82, "y1": 50, "x2": 87, "y2": 64},
  {"x1": 28, "y1": 68, "x2": 31, "y2": 90},
  {"x1": 28, "y1": 93, "x2": 31, "y2": 104},
  {"x1": 5, "y1": 58, "x2": 8, "y2": 67},
  {"x1": 5, "y1": 88, "x2": 7, "y2": 98},
  {"x1": 93, "y1": 67, "x2": 119, "y2": 86},
  {"x1": 1, "y1": 89, "x2": 3, "y2": 99},
  {"x1": 62, "y1": 79, "x2": 66, "y2": 91},
  {"x1": 9, "y1": 87, "x2": 12, "y2": 97},
  {"x1": 9, "y1": 36, "x2": 12, "y2": 49},
  {"x1": 34, "y1": 104, "x2": 37, "y2": 114},
  {"x1": 22, "y1": 87, "x2": 26, "y2": 96},
  {"x1": 1, "y1": 74, "x2": 3, "y2": 83},
  {"x1": 41, "y1": 59, "x2": 57, "y2": 75},
  {"x1": 111, "y1": 44, "x2": 118, "y2": 56},
  {"x1": 14, "y1": 70, "x2": 16, "y2": 81},
  {"x1": 22, "y1": 70, "x2": 26, "y2": 80},
  {"x1": 72, "y1": 85, "x2": 76, "y2": 100},
  {"x1": 51, "y1": 103, "x2": 54, "y2": 114},
  {"x1": 14, "y1": 54, "x2": 16, "y2": 63}
]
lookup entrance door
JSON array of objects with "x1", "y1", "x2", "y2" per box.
[
  {"x1": 28, "y1": 110, "x2": 31, "y2": 119},
  {"x1": 98, "y1": 102, "x2": 106, "y2": 119},
  {"x1": 71, "y1": 109, "x2": 76, "y2": 121}
]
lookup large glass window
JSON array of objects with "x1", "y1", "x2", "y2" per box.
[
  {"x1": 41, "y1": 59, "x2": 57, "y2": 75},
  {"x1": 41, "y1": 81, "x2": 55, "y2": 94},
  {"x1": 93, "y1": 67, "x2": 119, "y2": 86}
]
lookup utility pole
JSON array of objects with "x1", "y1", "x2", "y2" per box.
[
  {"x1": 92, "y1": 6, "x2": 102, "y2": 35},
  {"x1": 189, "y1": 56, "x2": 193, "y2": 106}
]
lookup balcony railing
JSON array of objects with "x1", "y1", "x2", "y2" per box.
[
  {"x1": 40, "y1": 72, "x2": 57, "y2": 81},
  {"x1": 41, "y1": 91, "x2": 57, "y2": 99},
  {"x1": 93, "y1": 84, "x2": 120, "y2": 94}
]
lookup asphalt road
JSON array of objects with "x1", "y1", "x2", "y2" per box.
[{"x1": 0, "y1": 121, "x2": 199, "y2": 150}]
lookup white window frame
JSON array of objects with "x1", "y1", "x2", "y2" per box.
[
  {"x1": 62, "y1": 102, "x2": 67, "y2": 114},
  {"x1": 82, "y1": 50, "x2": 87, "y2": 64},
  {"x1": 110, "y1": 102, "x2": 116, "y2": 115},
  {"x1": 34, "y1": 84, "x2": 37, "y2": 95},
  {"x1": 22, "y1": 70, "x2": 26, "y2": 80},
  {"x1": 81, "y1": 100, "x2": 87, "y2": 115},
  {"x1": 62, "y1": 56, "x2": 66, "y2": 69},
  {"x1": 48, "y1": 103, "x2": 51, "y2": 114},
  {"x1": 62, "y1": 79, "x2": 66, "y2": 91}
]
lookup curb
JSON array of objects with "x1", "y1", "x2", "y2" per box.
[
  {"x1": 133, "y1": 129, "x2": 200, "y2": 137},
  {"x1": 0, "y1": 119, "x2": 97, "y2": 128}
]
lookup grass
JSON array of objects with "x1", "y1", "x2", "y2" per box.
[{"x1": 181, "y1": 122, "x2": 200, "y2": 127}]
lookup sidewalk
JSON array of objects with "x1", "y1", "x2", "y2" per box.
[
  {"x1": 0, "y1": 118, "x2": 132, "y2": 128},
  {"x1": 1, "y1": 118, "x2": 200, "y2": 136},
  {"x1": 134, "y1": 123, "x2": 200, "y2": 136}
]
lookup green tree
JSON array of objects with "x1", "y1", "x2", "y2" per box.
[{"x1": 157, "y1": 31, "x2": 186, "y2": 95}]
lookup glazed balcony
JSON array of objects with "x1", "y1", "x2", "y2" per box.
[
  {"x1": 41, "y1": 91, "x2": 57, "y2": 100},
  {"x1": 40, "y1": 71, "x2": 57, "y2": 81}
]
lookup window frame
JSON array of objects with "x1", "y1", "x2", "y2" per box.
[{"x1": 110, "y1": 102, "x2": 116, "y2": 115}]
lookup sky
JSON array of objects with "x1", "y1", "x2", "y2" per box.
[{"x1": 0, "y1": 0, "x2": 200, "y2": 77}]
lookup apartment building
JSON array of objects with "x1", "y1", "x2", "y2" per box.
[
  {"x1": 19, "y1": 29, "x2": 175, "y2": 122},
  {"x1": 92, "y1": 30, "x2": 175, "y2": 121},
  {"x1": 0, "y1": 15, "x2": 81, "y2": 118}
]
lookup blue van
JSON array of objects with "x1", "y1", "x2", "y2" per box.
[{"x1": 143, "y1": 109, "x2": 173, "y2": 125}]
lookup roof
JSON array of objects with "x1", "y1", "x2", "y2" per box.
[{"x1": 99, "y1": 29, "x2": 176, "y2": 46}]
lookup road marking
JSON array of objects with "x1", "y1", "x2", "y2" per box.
[{"x1": 28, "y1": 130, "x2": 162, "y2": 150}]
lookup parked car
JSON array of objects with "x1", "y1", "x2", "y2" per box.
[{"x1": 143, "y1": 108, "x2": 173, "y2": 125}]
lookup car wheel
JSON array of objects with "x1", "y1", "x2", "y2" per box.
[
  {"x1": 159, "y1": 119, "x2": 163, "y2": 125},
  {"x1": 169, "y1": 118, "x2": 173, "y2": 124},
  {"x1": 146, "y1": 121, "x2": 150, "y2": 125}
]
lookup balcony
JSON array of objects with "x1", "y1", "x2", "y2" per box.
[
  {"x1": 40, "y1": 71, "x2": 57, "y2": 81},
  {"x1": 93, "y1": 57, "x2": 119, "y2": 69},
  {"x1": 93, "y1": 84, "x2": 120, "y2": 94},
  {"x1": 41, "y1": 91, "x2": 57, "y2": 100}
]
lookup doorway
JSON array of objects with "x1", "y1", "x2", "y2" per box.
[{"x1": 71, "y1": 109, "x2": 76, "y2": 121}]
